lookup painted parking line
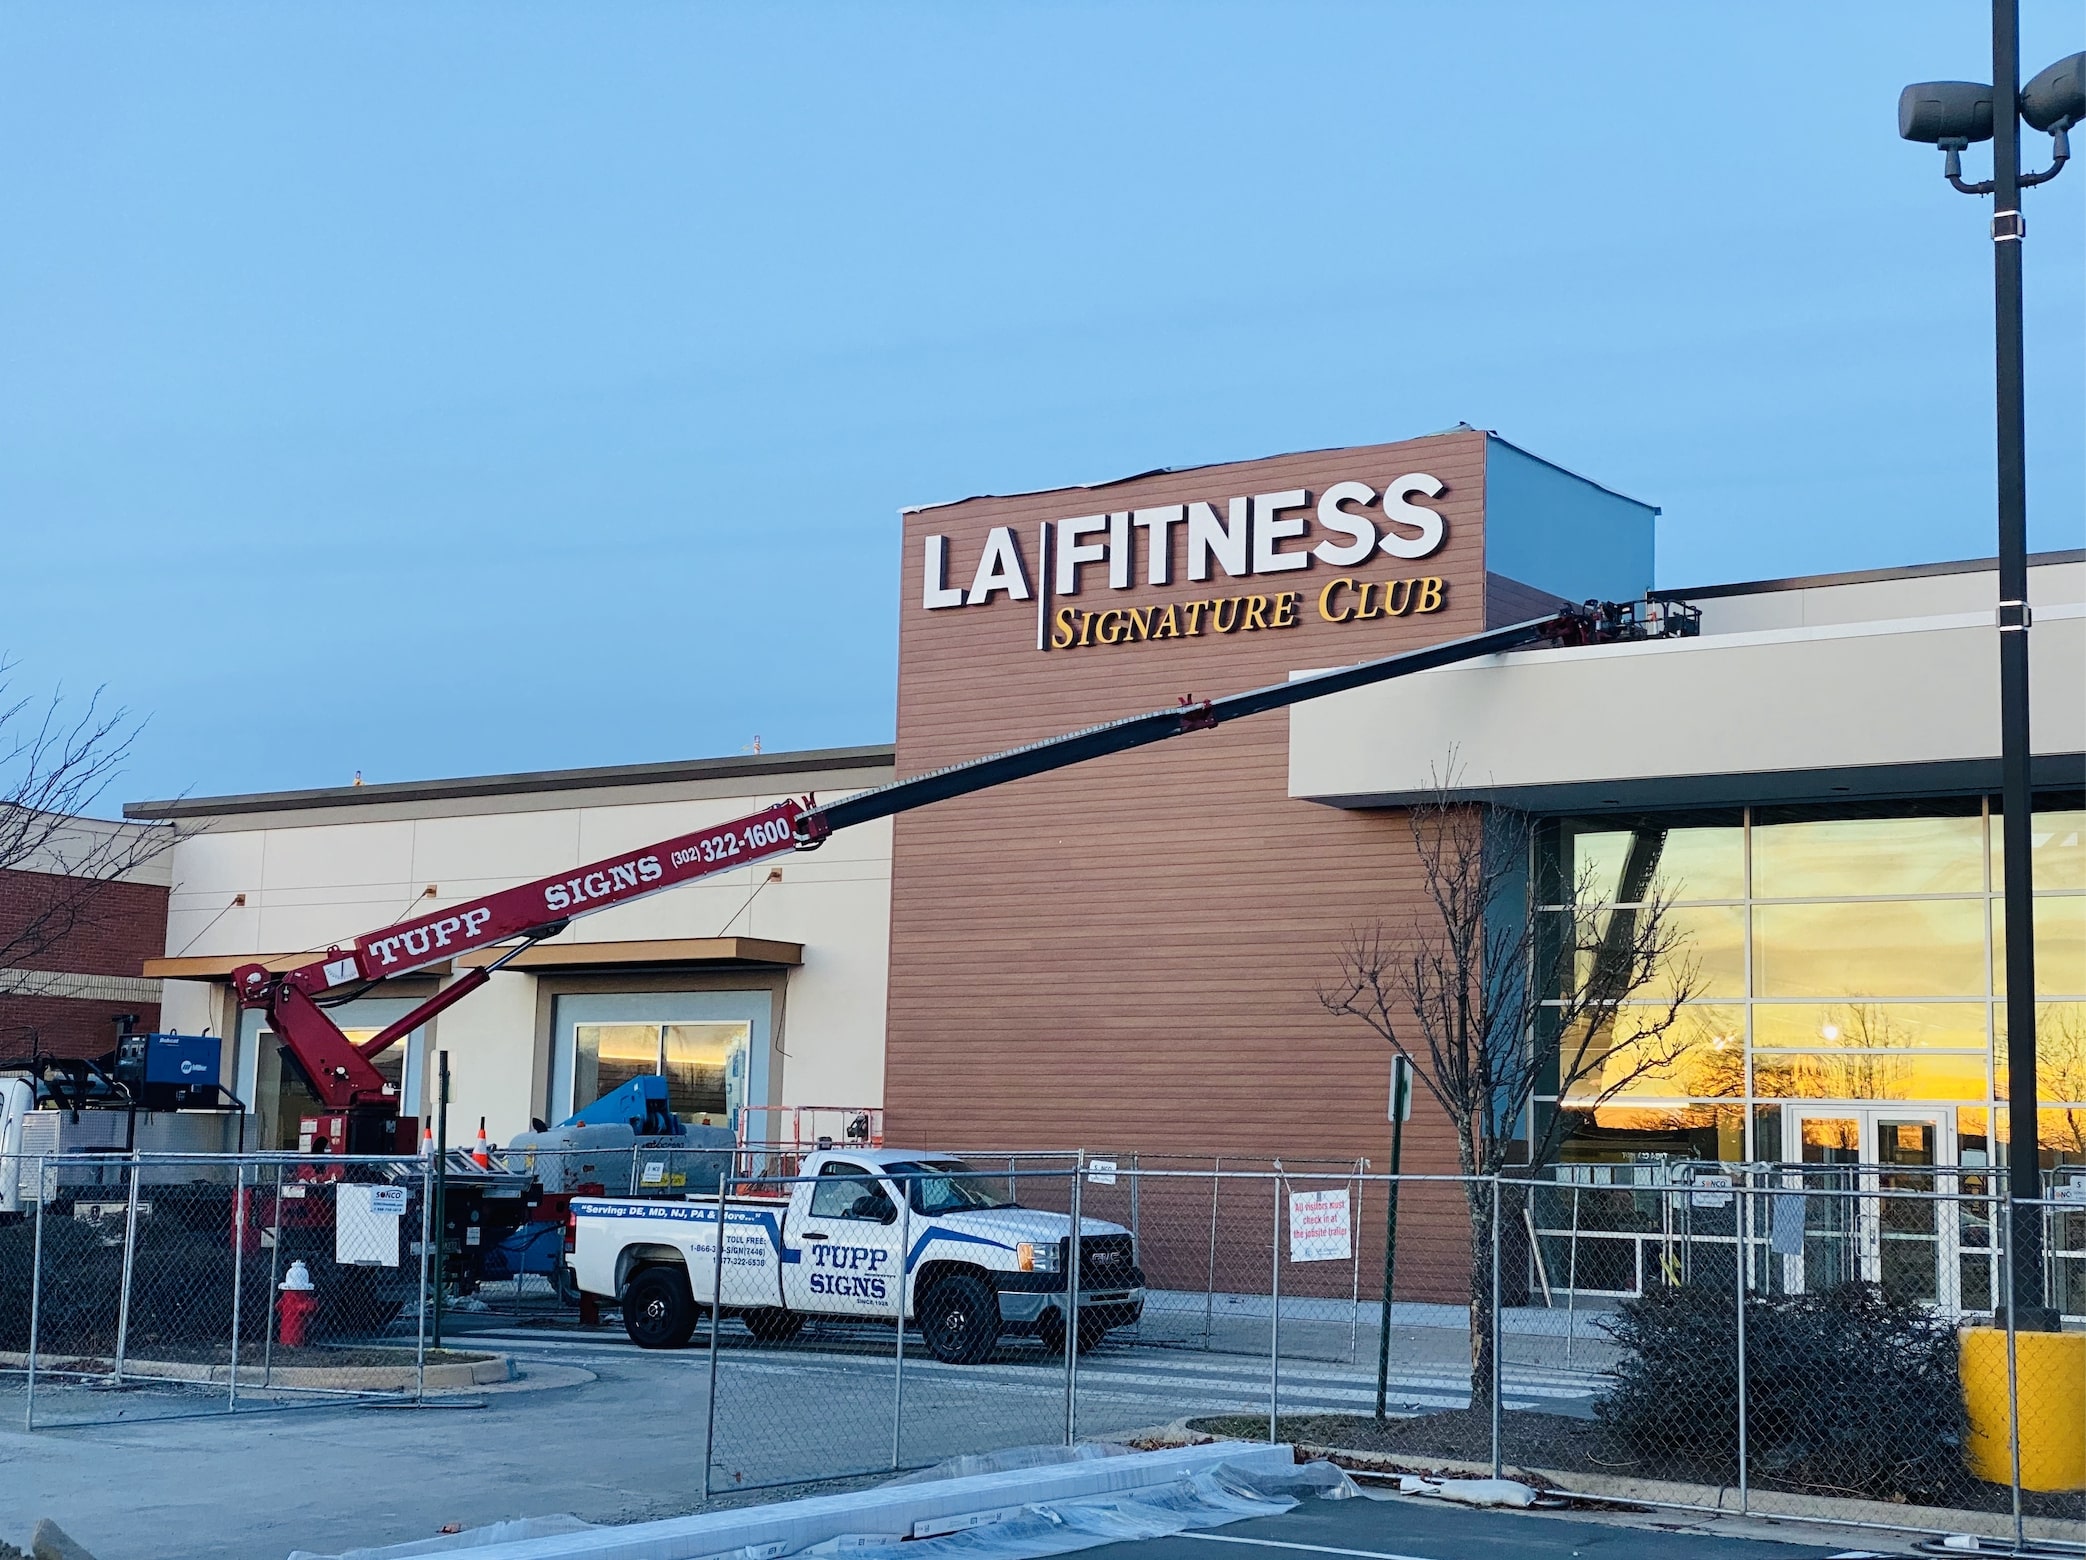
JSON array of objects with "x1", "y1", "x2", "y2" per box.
[{"x1": 1176, "y1": 1535, "x2": 1440, "y2": 1560}]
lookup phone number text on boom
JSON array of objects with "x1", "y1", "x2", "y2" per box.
[{"x1": 671, "y1": 816, "x2": 794, "y2": 869}]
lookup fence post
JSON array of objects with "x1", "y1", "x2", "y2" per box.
[
  {"x1": 111, "y1": 1154, "x2": 143, "y2": 1385},
  {"x1": 262, "y1": 1163, "x2": 282, "y2": 1389},
  {"x1": 1347, "y1": 1160, "x2": 1362, "y2": 1365},
  {"x1": 1562, "y1": 1182, "x2": 1581, "y2": 1368},
  {"x1": 1205, "y1": 1158, "x2": 1221, "y2": 1349},
  {"x1": 25, "y1": 1158, "x2": 44, "y2": 1430},
  {"x1": 229, "y1": 1160, "x2": 248, "y2": 1412},
  {"x1": 892, "y1": 1171, "x2": 910, "y2": 1471},
  {"x1": 701, "y1": 1171, "x2": 728, "y2": 1502},
  {"x1": 1489, "y1": 1175, "x2": 1502, "y2": 1480},
  {"x1": 1734, "y1": 1173, "x2": 1748, "y2": 1513},
  {"x1": 2000, "y1": 1176, "x2": 2024, "y2": 1553},
  {"x1": 416, "y1": 1151, "x2": 434, "y2": 1405},
  {"x1": 1268, "y1": 1169, "x2": 1282, "y2": 1444},
  {"x1": 1065, "y1": 1160, "x2": 1082, "y2": 1447}
]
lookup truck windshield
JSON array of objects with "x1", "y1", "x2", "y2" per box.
[{"x1": 887, "y1": 1159, "x2": 1018, "y2": 1215}]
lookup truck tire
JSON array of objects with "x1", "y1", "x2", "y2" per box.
[
  {"x1": 920, "y1": 1273, "x2": 999, "y2": 1364},
  {"x1": 623, "y1": 1265, "x2": 696, "y2": 1349},
  {"x1": 744, "y1": 1307, "x2": 802, "y2": 1345},
  {"x1": 1035, "y1": 1308, "x2": 1109, "y2": 1355}
]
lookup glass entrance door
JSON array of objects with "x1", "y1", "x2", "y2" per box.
[{"x1": 1785, "y1": 1108, "x2": 1953, "y2": 1307}]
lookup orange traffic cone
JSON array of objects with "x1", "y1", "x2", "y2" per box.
[
  {"x1": 420, "y1": 1124, "x2": 434, "y2": 1157},
  {"x1": 471, "y1": 1117, "x2": 490, "y2": 1169}
]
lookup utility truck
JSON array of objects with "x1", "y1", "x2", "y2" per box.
[{"x1": 566, "y1": 1148, "x2": 1142, "y2": 1362}]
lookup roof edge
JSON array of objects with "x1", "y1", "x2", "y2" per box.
[
  {"x1": 125, "y1": 743, "x2": 898, "y2": 822},
  {"x1": 1483, "y1": 433, "x2": 1661, "y2": 515},
  {"x1": 899, "y1": 426, "x2": 1486, "y2": 516},
  {"x1": 1654, "y1": 547, "x2": 2086, "y2": 602}
]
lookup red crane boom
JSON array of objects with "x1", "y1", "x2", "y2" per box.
[{"x1": 233, "y1": 599, "x2": 1695, "y2": 1149}]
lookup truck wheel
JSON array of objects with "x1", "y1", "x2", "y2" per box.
[
  {"x1": 622, "y1": 1265, "x2": 696, "y2": 1349},
  {"x1": 744, "y1": 1307, "x2": 802, "y2": 1345},
  {"x1": 1035, "y1": 1309, "x2": 1108, "y2": 1355},
  {"x1": 920, "y1": 1274, "x2": 999, "y2": 1364}
]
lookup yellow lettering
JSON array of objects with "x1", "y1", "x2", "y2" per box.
[
  {"x1": 1124, "y1": 606, "x2": 1151, "y2": 642},
  {"x1": 1242, "y1": 595, "x2": 1270, "y2": 630},
  {"x1": 1415, "y1": 576, "x2": 1446, "y2": 613},
  {"x1": 1077, "y1": 610, "x2": 1096, "y2": 648},
  {"x1": 1183, "y1": 600, "x2": 1208, "y2": 636},
  {"x1": 1317, "y1": 578, "x2": 1356, "y2": 623},
  {"x1": 1094, "y1": 609, "x2": 1124, "y2": 644},
  {"x1": 1051, "y1": 606, "x2": 1077, "y2": 649},
  {"x1": 1210, "y1": 597, "x2": 1242, "y2": 633},
  {"x1": 1153, "y1": 603, "x2": 1181, "y2": 639},
  {"x1": 1355, "y1": 581, "x2": 1383, "y2": 621},
  {"x1": 1269, "y1": 590, "x2": 1299, "y2": 628},
  {"x1": 1384, "y1": 579, "x2": 1414, "y2": 616}
]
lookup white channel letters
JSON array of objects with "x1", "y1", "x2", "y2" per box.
[{"x1": 921, "y1": 474, "x2": 1447, "y2": 609}]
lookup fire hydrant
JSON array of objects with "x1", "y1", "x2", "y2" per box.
[{"x1": 278, "y1": 1260, "x2": 318, "y2": 1348}]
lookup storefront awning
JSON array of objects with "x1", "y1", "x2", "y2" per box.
[{"x1": 454, "y1": 936, "x2": 803, "y2": 973}]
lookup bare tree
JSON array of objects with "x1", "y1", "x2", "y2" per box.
[
  {"x1": 0, "y1": 667, "x2": 169, "y2": 1055},
  {"x1": 1319, "y1": 769, "x2": 1702, "y2": 1416}
]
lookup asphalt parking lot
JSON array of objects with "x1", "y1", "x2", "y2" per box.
[
  {"x1": 0, "y1": 1318, "x2": 1898, "y2": 1560},
  {"x1": 1084, "y1": 1490, "x2": 1878, "y2": 1560}
]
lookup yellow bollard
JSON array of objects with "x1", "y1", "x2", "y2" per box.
[{"x1": 1961, "y1": 1327, "x2": 2086, "y2": 1492}]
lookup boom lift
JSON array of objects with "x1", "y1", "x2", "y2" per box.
[{"x1": 235, "y1": 599, "x2": 1697, "y2": 1154}]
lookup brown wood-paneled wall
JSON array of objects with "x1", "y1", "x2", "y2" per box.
[{"x1": 886, "y1": 430, "x2": 1502, "y2": 1177}]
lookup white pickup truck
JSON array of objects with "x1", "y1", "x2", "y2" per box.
[{"x1": 566, "y1": 1148, "x2": 1144, "y2": 1363}]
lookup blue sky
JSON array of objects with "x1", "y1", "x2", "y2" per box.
[{"x1": 3, "y1": 3, "x2": 2081, "y2": 808}]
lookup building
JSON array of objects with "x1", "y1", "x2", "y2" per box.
[
  {"x1": 127, "y1": 748, "x2": 893, "y2": 1151},
  {"x1": 0, "y1": 811, "x2": 170, "y2": 1060},
  {"x1": 121, "y1": 425, "x2": 2085, "y2": 1311},
  {"x1": 884, "y1": 427, "x2": 2083, "y2": 1307}
]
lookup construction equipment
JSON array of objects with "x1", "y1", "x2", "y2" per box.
[{"x1": 231, "y1": 600, "x2": 1699, "y2": 1156}]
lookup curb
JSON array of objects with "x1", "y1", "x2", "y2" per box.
[{"x1": 0, "y1": 1349, "x2": 514, "y2": 1391}]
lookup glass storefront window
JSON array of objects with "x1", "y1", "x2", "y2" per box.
[
  {"x1": 1751, "y1": 1051, "x2": 1990, "y2": 1102},
  {"x1": 549, "y1": 991, "x2": 769, "y2": 1129},
  {"x1": 1753, "y1": 899, "x2": 1986, "y2": 998},
  {"x1": 1574, "y1": 905, "x2": 1744, "y2": 1000},
  {"x1": 572, "y1": 1023, "x2": 663, "y2": 1111},
  {"x1": 1752, "y1": 1001, "x2": 1988, "y2": 1051},
  {"x1": 1992, "y1": 895, "x2": 2086, "y2": 997},
  {"x1": 663, "y1": 1022, "x2": 751, "y2": 1122},
  {"x1": 1752, "y1": 808, "x2": 1986, "y2": 898},
  {"x1": 1552, "y1": 815, "x2": 1745, "y2": 905},
  {"x1": 1992, "y1": 1002, "x2": 2086, "y2": 1103},
  {"x1": 1992, "y1": 804, "x2": 2086, "y2": 892},
  {"x1": 573, "y1": 1021, "x2": 751, "y2": 1125},
  {"x1": 1553, "y1": 1102, "x2": 1745, "y2": 1162},
  {"x1": 1559, "y1": 1005, "x2": 1745, "y2": 1102}
]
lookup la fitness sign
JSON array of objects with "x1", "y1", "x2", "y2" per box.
[{"x1": 919, "y1": 474, "x2": 1455, "y2": 652}]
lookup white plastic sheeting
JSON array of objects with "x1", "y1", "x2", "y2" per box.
[{"x1": 286, "y1": 1442, "x2": 1350, "y2": 1560}]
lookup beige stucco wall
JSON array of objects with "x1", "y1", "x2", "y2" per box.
[
  {"x1": 1289, "y1": 561, "x2": 2086, "y2": 811},
  {"x1": 154, "y1": 772, "x2": 892, "y2": 1142}
]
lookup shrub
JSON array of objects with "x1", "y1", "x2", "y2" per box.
[{"x1": 1595, "y1": 1280, "x2": 1966, "y2": 1503}]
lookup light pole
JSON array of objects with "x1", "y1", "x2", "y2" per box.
[{"x1": 1900, "y1": 19, "x2": 2080, "y2": 1332}]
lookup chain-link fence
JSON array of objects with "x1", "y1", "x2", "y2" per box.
[
  {"x1": 1, "y1": 1152, "x2": 439, "y2": 1427},
  {"x1": 680, "y1": 1156, "x2": 2086, "y2": 1546},
  {"x1": 8, "y1": 1147, "x2": 2083, "y2": 1547}
]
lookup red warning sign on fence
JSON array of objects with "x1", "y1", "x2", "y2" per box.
[{"x1": 1287, "y1": 1188, "x2": 1352, "y2": 1263}]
